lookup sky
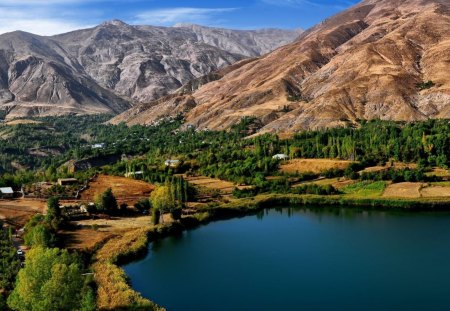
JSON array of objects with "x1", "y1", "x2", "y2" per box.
[{"x1": 0, "y1": 0, "x2": 360, "y2": 36}]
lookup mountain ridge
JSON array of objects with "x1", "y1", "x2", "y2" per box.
[
  {"x1": 112, "y1": 0, "x2": 450, "y2": 133},
  {"x1": 0, "y1": 21, "x2": 301, "y2": 119}
]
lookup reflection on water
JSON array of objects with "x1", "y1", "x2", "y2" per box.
[{"x1": 124, "y1": 207, "x2": 450, "y2": 311}]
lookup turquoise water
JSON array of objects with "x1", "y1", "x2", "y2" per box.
[{"x1": 123, "y1": 208, "x2": 450, "y2": 311}]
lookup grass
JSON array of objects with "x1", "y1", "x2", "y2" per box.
[
  {"x1": 93, "y1": 227, "x2": 165, "y2": 311},
  {"x1": 93, "y1": 261, "x2": 163, "y2": 311},
  {"x1": 431, "y1": 181, "x2": 450, "y2": 187},
  {"x1": 341, "y1": 181, "x2": 387, "y2": 198}
]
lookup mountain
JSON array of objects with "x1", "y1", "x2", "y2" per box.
[
  {"x1": 112, "y1": 0, "x2": 450, "y2": 133},
  {"x1": 0, "y1": 31, "x2": 131, "y2": 119},
  {"x1": 0, "y1": 21, "x2": 301, "y2": 119}
]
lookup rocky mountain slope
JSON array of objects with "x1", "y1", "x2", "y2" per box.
[
  {"x1": 0, "y1": 21, "x2": 300, "y2": 119},
  {"x1": 113, "y1": 0, "x2": 450, "y2": 133}
]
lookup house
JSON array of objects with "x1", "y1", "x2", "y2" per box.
[
  {"x1": 0, "y1": 187, "x2": 14, "y2": 199},
  {"x1": 91, "y1": 143, "x2": 105, "y2": 149},
  {"x1": 57, "y1": 178, "x2": 78, "y2": 186},
  {"x1": 165, "y1": 159, "x2": 180, "y2": 168},
  {"x1": 272, "y1": 154, "x2": 289, "y2": 160},
  {"x1": 125, "y1": 171, "x2": 144, "y2": 178}
]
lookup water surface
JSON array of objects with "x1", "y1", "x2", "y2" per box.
[{"x1": 124, "y1": 208, "x2": 450, "y2": 311}]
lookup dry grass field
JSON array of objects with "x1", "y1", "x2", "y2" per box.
[
  {"x1": 80, "y1": 174, "x2": 154, "y2": 205},
  {"x1": 382, "y1": 183, "x2": 424, "y2": 198},
  {"x1": 59, "y1": 227, "x2": 112, "y2": 250},
  {"x1": 61, "y1": 214, "x2": 178, "y2": 250},
  {"x1": 302, "y1": 177, "x2": 356, "y2": 190},
  {"x1": 360, "y1": 162, "x2": 417, "y2": 173},
  {"x1": 420, "y1": 186, "x2": 450, "y2": 198},
  {"x1": 426, "y1": 168, "x2": 450, "y2": 179},
  {"x1": 5, "y1": 119, "x2": 42, "y2": 126},
  {"x1": 382, "y1": 183, "x2": 450, "y2": 199},
  {"x1": 280, "y1": 159, "x2": 353, "y2": 174},
  {"x1": 184, "y1": 175, "x2": 240, "y2": 194},
  {"x1": 0, "y1": 199, "x2": 46, "y2": 227}
]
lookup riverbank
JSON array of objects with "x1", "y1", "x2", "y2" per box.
[{"x1": 92, "y1": 193, "x2": 450, "y2": 310}]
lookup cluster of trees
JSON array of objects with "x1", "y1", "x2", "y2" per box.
[
  {"x1": 95, "y1": 188, "x2": 118, "y2": 213},
  {"x1": 150, "y1": 177, "x2": 191, "y2": 224},
  {"x1": 0, "y1": 223, "x2": 21, "y2": 307},
  {"x1": 7, "y1": 247, "x2": 95, "y2": 311},
  {"x1": 5, "y1": 196, "x2": 96, "y2": 311},
  {"x1": 23, "y1": 197, "x2": 62, "y2": 248},
  {"x1": 292, "y1": 184, "x2": 340, "y2": 195},
  {"x1": 290, "y1": 120, "x2": 450, "y2": 168},
  {"x1": 360, "y1": 168, "x2": 427, "y2": 183}
]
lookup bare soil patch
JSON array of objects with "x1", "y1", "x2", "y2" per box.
[
  {"x1": 280, "y1": 159, "x2": 353, "y2": 174},
  {"x1": 0, "y1": 199, "x2": 46, "y2": 228},
  {"x1": 80, "y1": 175, "x2": 154, "y2": 205}
]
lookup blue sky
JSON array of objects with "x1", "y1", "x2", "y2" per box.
[{"x1": 0, "y1": 0, "x2": 360, "y2": 36}]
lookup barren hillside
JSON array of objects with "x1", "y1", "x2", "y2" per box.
[{"x1": 113, "y1": 0, "x2": 450, "y2": 133}]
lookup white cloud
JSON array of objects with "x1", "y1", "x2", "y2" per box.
[
  {"x1": 135, "y1": 7, "x2": 237, "y2": 26},
  {"x1": 0, "y1": 8, "x2": 92, "y2": 35},
  {"x1": 0, "y1": 19, "x2": 91, "y2": 36}
]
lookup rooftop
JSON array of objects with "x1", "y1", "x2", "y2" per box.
[{"x1": 0, "y1": 187, "x2": 14, "y2": 194}]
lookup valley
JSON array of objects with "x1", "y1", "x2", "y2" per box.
[{"x1": 1, "y1": 0, "x2": 449, "y2": 310}]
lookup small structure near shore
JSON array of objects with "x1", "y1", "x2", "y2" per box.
[
  {"x1": 165, "y1": 159, "x2": 180, "y2": 168},
  {"x1": 272, "y1": 154, "x2": 289, "y2": 160},
  {"x1": 125, "y1": 171, "x2": 144, "y2": 178},
  {"x1": 0, "y1": 187, "x2": 14, "y2": 199},
  {"x1": 58, "y1": 178, "x2": 78, "y2": 186}
]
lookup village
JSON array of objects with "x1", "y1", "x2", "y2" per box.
[{"x1": 2, "y1": 152, "x2": 450, "y2": 257}]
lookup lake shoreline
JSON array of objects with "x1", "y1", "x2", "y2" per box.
[{"x1": 94, "y1": 193, "x2": 450, "y2": 309}]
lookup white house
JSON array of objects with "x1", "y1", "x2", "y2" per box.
[
  {"x1": 272, "y1": 154, "x2": 289, "y2": 160},
  {"x1": 91, "y1": 143, "x2": 105, "y2": 149},
  {"x1": 0, "y1": 187, "x2": 14, "y2": 199},
  {"x1": 165, "y1": 159, "x2": 180, "y2": 168},
  {"x1": 125, "y1": 171, "x2": 144, "y2": 178}
]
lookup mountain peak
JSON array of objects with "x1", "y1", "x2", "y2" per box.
[{"x1": 100, "y1": 19, "x2": 129, "y2": 27}]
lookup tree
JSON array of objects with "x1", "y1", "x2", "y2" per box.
[
  {"x1": 97, "y1": 188, "x2": 118, "y2": 213},
  {"x1": 134, "y1": 199, "x2": 151, "y2": 214},
  {"x1": 151, "y1": 208, "x2": 160, "y2": 225},
  {"x1": 7, "y1": 247, "x2": 92, "y2": 311},
  {"x1": 23, "y1": 224, "x2": 54, "y2": 248},
  {"x1": 150, "y1": 186, "x2": 172, "y2": 214},
  {"x1": 0, "y1": 226, "x2": 20, "y2": 292},
  {"x1": 46, "y1": 197, "x2": 61, "y2": 229}
]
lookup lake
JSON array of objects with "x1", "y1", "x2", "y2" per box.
[{"x1": 123, "y1": 208, "x2": 450, "y2": 311}]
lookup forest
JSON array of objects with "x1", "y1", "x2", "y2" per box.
[{"x1": 0, "y1": 116, "x2": 449, "y2": 191}]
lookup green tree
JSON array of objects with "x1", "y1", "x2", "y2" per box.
[
  {"x1": 97, "y1": 188, "x2": 118, "y2": 213},
  {"x1": 24, "y1": 224, "x2": 54, "y2": 248},
  {"x1": 7, "y1": 247, "x2": 91, "y2": 311},
  {"x1": 151, "y1": 208, "x2": 160, "y2": 225},
  {"x1": 46, "y1": 197, "x2": 61, "y2": 229}
]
